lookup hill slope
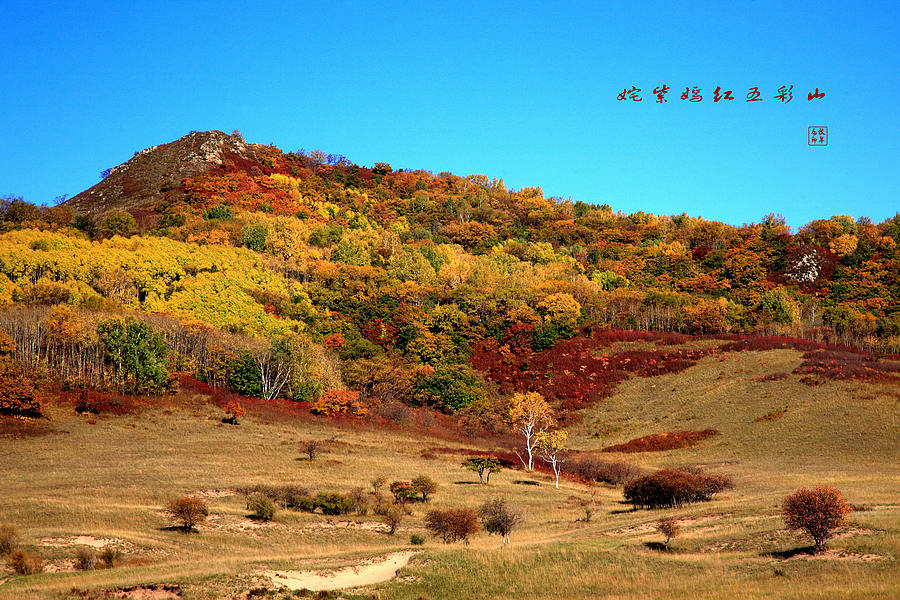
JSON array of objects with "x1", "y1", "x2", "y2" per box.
[{"x1": 64, "y1": 130, "x2": 257, "y2": 219}]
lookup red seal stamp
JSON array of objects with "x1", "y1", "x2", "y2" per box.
[{"x1": 808, "y1": 126, "x2": 828, "y2": 146}]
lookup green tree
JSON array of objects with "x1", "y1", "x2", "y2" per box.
[
  {"x1": 461, "y1": 457, "x2": 502, "y2": 484},
  {"x1": 241, "y1": 224, "x2": 269, "y2": 251},
  {"x1": 228, "y1": 351, "x2": 262, "y2": 397},
  {"x1": 414, "y1": 365, "x2": 486, "y2": 412},
  {"x1": 97, "y1": 317, "x2": 169, "y2": 392},
  {"x1": 98, "y1": 210, "x2": 137, "y2": 238}
]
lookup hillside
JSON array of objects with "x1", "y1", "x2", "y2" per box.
[
  {"x1": 0, "y1": 129, "x2": 898, "y2": 598},
  {"x1": 63, "y1": 131, "x2": 259, "y2": 221},
  {"x1": 0, "y1": 342, "x2": 897, "y2": 599}
]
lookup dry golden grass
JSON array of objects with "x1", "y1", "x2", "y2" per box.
[{"x1": 0, "y1": 346, "x2": 897, "y2": 599}]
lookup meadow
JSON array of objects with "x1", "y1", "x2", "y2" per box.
[{"x1": 1, "y1": 344, "x2": 898, "y2": 599}]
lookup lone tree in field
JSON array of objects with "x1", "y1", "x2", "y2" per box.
[
  {"x1": 300, "y1": 438, "x2": 323, "y2": 462},
  {"x1": 377, "y1": 503, "x2": 404, "y2": 535},
  {"x1": 425, "y1": 508, "x2": 480, "y2": 544},
  {"x1": 222, "y1": 400, "x2": 245, "y2": 425},
  {"x1": 479, "y1": 497, "x2": 522, "y2": 544},
  {"x1": 656, "y1": 517, "x2": 680, "y2": 550},
  {"x1": 166, "y1": 496, "x2": 209, "y2": 531},
  {"x1": 782, "y1": 486, "x2": 851, "y2": 552},
  {"x1": 371, "y1": 476, "x2": 387, "y2": 495},
  {"x1": 506, "y1": 392, "x2": 555, "y2": 471},
  {"x1": 411, "y1": 475, "x2": 439, "y2": 502},
  {"x1": 461, "y1": 457, "x2": 502, "y2": 484},
  {"x1": 536, "y1": 429, "x2": 568, "y2": 489}
]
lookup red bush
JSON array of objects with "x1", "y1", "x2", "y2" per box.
[
  {"x1": 782, "y1": 486, "x2": 851, "y2": 551},
  {"x1": 603, "y1": 429, "x2": 719, "y2": 453},
  {"x1": 471, "y1": 331, "x2": 712, "y2": 411},
  {"x1": 425, "y1": 508, "x2": 480, "y2": 543},
  {"x1": 624, "y1": 469, "x2": 733, "y2": 509},
  {"x1": 0, "y1": 372, "x2": 42, "y2": 417},
  {"x1": 792, "y1": 350, "x2": 900, "y2": 384},
  {"x1": 563, "y1": 454, "x2": 640, "y2": 484},
  {"x1": 73, "y1": 389, "x2": 136, "y2": 415}
]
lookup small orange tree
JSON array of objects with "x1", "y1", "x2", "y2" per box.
[
  {"x1": 223, "y1": 400, "x2": 245, "y2": 425},
  {"x1": 782, "y1": 486, "x2": 851, "y2": 551},
  {"x1": 311, "y1": 389, "x2": 367, "y2": 415},
  {"x1": 0, "y1": 371, "x2": 41, "y2": 417},
  {"x1": 166, "y1": 496, "x2": 209, "y2": 531},
  {"x1": 656, "y1": 517, "x2": 680, "y2": 549}
]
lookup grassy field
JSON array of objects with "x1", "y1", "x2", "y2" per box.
[{"x1": 1, "y1": 346, "x2": 897, "y2": 599}]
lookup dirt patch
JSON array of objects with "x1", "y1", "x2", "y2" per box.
[
  {"x1": 832, "y1": 526, "x2": 877, "y2": 540},
  {"x1": 40, "y1": 535, "x2": 126, "y2": 548},
  {"x1": 44, "y1": 558, "x2": 77, "y2": 573},
  {"x1": 302, "y1": 519, "x2": 389, "y2": 533},
  {"x1": 203, "y1": 513, "x2": 274, "y2": 532},
  {"x1": 66, "y1": 585, "x2": 181, "y2": 599},
  {"x1": 266, "y1": 550, "x2": 418, "y2": 591},
  {"x1": 784, "y1": 548, "x2": 887, "y2": 562}
]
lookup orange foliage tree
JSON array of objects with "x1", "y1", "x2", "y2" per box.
[{"x1": 782, "y1": 486, "x2": 851, "y2": 551}]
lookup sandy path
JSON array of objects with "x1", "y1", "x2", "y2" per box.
[{"x1": 266, "y1": 550, "x2": 418, "y2": 591}]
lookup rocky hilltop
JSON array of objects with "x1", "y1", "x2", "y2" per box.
[{"x1": 64, "y1": 130, "x2": 257, "y2": 217}]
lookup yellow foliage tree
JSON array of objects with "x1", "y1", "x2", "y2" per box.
[
  {"x1": 535, "y1": 429, "x2": 568, "y2": 489},
  {"x1": 507, "y1": 392, "x2": 555, "y2": 471}
]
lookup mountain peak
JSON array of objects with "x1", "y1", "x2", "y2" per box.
[{"x1": 65, "y1": 130, "x2": 255, "y2": 216}]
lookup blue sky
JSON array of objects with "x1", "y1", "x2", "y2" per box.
[{"x1": 1, "y1": 0, "x2": 897, "y2": 228}]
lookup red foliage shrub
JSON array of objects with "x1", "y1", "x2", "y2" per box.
[
  {"x1": 389, "y1": 481, "x2": 418, "y2": 503},
  {"x1": 73, "y1": 389, "x2": 136, "y2": 415},
  {"x1": 424, "y1": 508, "x2": 480, "y2": 543},
  {"x1": 717, "y1": 335, "x2": 826, "y2": 353},
  {"x1": 322, "y1": 333, "x2": 346, "y2": 349},
  {"x1": 782, "y1": 486, "x2": 851, "y2": 551},
  {"x1": 311, "y1": 389, "x2": 367, "y2": 415},
  {"x1": 563, "y1": 454, "x2": 641, "y2": 484},
  {"x1": 603, "y1": 429, "x2": 719, "y2": 453},
  {"x1": 471, "y1": 330, "x2": 712, "y2": 410},
  {"x1": 222, "y1": 400, "x2": 245, "y2": 424},
  {"x1": 165, "y1": 496, "x2": 209, "y2": 531},
  {"x1": 623, "y1": 469, "x2": 733, "y2": 509},
  {"x1": 0, "y1": 371, "x2": 42, "y2": 417},
  {"x1": 793, "y1": 350, "x2": 900, "y2": 384}
]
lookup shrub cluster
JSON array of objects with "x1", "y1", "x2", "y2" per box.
[
  {"x1": 76, "y1": 547, "x2": 97, "y2": 570},
  {"x1": 0, "y1": 371, "x2": 42, "y2": 417},
  {"x1": 623, "y1": 469, "x2": 733, "y2": 509},
  {"x1": 238, "y1": 484, "x2": 361, "y2": 516},
  {"x1": 7, "y1": 549, "x2": 43, "y2": 575},
  {"x1": 0, "y1": 523, "x2": 20, "y2": 555},
  {"x1": 313, "y1": 492, "x2": 354, "y2": 516},
  {"x1": 247, "y1": 494, "x2": 277, "y2": 521},
  {"x1": 99, "y1": 546, "x2": 123, "y2": 568},
  {"x1": 424, "y1": 508, "x2": 480, "y2": 544},
  {"x1": 73, "y1": 389, "x2": 136, "y2": 415},
  {"x1": 237, "y1": 484, "x2": 310, "y2": 509},
  {"x1": 564, "y1": 454, "x2": 640, "y2": 484}
]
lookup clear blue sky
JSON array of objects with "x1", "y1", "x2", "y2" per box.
[{"x1": 1, "y1": 0, "x2": 897, "y2": 228}]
